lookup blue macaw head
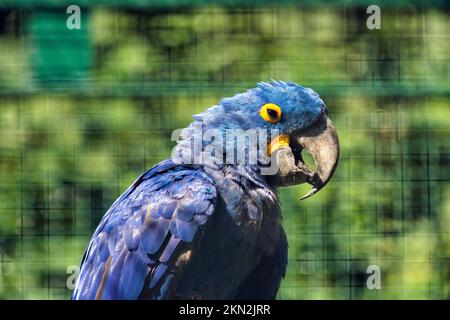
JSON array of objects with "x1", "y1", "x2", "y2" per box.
[
  {"x1": 181, "y1": 81, "x2": 340, "y2": 199},
  {"x1": 217, "y1": 81, "x2": 327, "y2": 134}
]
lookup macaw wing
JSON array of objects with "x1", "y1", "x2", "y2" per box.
[{"x1": 72, "y1": 160, "x2": 216, "y2": 300}]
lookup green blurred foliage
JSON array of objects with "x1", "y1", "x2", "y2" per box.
[{"x1": 0, "y1": 5, "x2": 448, "y2": 299}]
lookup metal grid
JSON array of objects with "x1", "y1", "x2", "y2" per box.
[{"x1": 0, "y1": 4, "x2": 448, "y2": 299}]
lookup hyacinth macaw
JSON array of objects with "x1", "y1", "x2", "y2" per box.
[{"x1": 72, "y1": 81, "x2": 339, "y2": 300}]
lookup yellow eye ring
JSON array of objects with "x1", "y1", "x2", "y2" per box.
[{"x1": 259, "y1": 103, "x2": 282, "y2": 124}]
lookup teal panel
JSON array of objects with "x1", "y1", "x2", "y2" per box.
[{"x1": 29, "y1": 10, "x2": 92, "y2": 87}]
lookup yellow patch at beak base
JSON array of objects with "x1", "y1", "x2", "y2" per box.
[{"x1": 267, "y1": 134, "x2": 290, "y2": 156}]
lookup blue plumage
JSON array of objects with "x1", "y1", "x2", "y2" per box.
[
  {"x1": 73, "y1": 81, "x2": 335, "y2": 300},
  {"x1": 73, "y1": 160, "x2": 218, "y2": 299}
]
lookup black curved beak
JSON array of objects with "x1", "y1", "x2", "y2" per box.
[{"x1": 269, "y1": 114, "x2": 340, "y2": 200}]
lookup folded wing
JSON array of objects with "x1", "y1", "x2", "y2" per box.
[{"x1": 72, "y1": 160, "x2": 216, "y2": 300}]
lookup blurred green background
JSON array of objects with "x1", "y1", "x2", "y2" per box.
[{"x1": 0, "y1": 1, "x2": 448, "y2": 299}]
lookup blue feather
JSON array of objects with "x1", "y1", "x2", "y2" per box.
[
  {"x1": 141, "y1": 217, "x2": 170, "y2": 254},
  {"x1": 149, "y1": 263, "x2": 168, "y2": 289},
  {"x1": 119, "y1": 251, "x2": 149, "y2": 299}
]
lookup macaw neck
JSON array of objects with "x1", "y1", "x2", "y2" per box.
[
  {"x1": 172, "y1": 132, "x2": 277, "y2": 192},
  {"x1": 171, "y1": 115, "x2": 282, "y2": 210},
  {"x1": 204, "y1": 163, "x2": 275, "y2": 194},
  {"x1": 171, "y1": 120, "x2": 282, "y2": 254}
]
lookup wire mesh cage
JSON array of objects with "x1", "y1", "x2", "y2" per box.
[{"x1": 0, "y1": 1, "x2": 448, "y2": 299}]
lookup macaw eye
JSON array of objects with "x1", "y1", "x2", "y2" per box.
[{"x1": 259, "y1": 103, "x2": 282, "y2": 124}]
